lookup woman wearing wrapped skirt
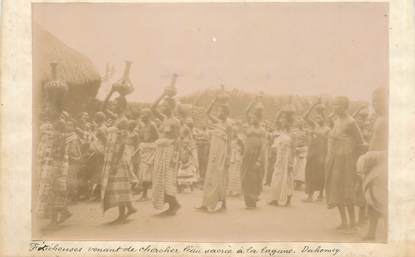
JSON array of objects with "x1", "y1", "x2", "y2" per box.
[
  {"x1": 197, "y1": 97, "x2": 232, "y2": 212},
  {"x1": 151, "y1": 88, "x2": 181, "y2": 216},
  {"x1": 101, "y1": 88, "x2": 137, "y2": 223},
  {"x1": 36, "y1": 114, "x2": 72, "y2": 228},
  {"x1": 101, "y1": 118, "x2": 137, "y2": 223},
  {"x1": 357, "y1": 87, "x2": 388, "y2": 240},
  {"x1": 86, "y1": 112, "x2": 107, "y2": 201},
  {"x1": 303, "y1": 101, "x2": 329, "y2": 202},
  {"x1": 65, "y1": 121, "x2": 82, "y2": 203},
  {"x1": 227, "y1": 126, "x2": 244, "y2": 196},
  {"x1": 136, "y1": 108, "x2": 159, "y2": 201},
  {"x1": 240, "y1": 97, "x2": 266, "y2": 209},
  {"x1": 269, "y1": 108, "x2": 295, "y2": 207},
  {"x1": 325, "y1": 96, "x2": 364, "y2": 231}
]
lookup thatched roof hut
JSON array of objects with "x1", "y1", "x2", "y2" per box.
[{"x1": 33, "y1": 23, "x2": 101, "y2": 115}]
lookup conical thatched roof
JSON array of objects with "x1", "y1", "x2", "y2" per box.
[{"x1": 33, "y1": 23, "x2": 101, "y2": 114}]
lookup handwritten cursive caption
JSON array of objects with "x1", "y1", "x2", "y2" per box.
[{"x1": 29, "y1": 241, "x2": 341, "y2": 256}]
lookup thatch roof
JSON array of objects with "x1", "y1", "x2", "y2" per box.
[
  {"x1": 33, "y1": 23, "x2": 101, "y2": 87},
  {"x1": 33, "y1": 23, "x2": 101, "y2": 114}
]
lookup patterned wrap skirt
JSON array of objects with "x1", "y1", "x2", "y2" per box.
[
  {"x1": 202, "y1": 132, "x2": 228, "y2": 210},
  {"x1": 36, "y1": 129, "x2": 69, "y2": 217},
  {"x1": 101, "y1": 129, "x2": 133, "y2": 213},
  {"x1": 293, "y1": 146, "x2": 308, "y2": 183},
  {"x1": 102, "y1": 156, "x2": 133, "y2": 212},
  {"x1": 152, "y1": 138, "x2": 177, "y2": 210},
  {"x1": 138, "y1": 142, "x2": 156, "y2": 183}
]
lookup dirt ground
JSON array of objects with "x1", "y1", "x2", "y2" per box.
[{"x1": 33, "y1": 186, "x2": 385, "y2": 243}]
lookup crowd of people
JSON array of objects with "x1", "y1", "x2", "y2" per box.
[{"x1": 35, "y1": 83, "x2": 388, "y2": 241}]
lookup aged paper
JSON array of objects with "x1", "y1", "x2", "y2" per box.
[{"x1": 1, "y1": 0, "x2": 415, "y2": 256}]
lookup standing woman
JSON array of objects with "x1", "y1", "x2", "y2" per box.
[
  {"x1": 269, "y1": 107, "x2": 296, "y2": 207},
  {"x1": 151, "y1": 80, "x2": 182, "y2": 216},
  {"x1": 325, "y1": 96, "x2": 364, "y2": 231},
  {"x1": 303, "y1": 101, "x2": 330, "y2": 202},
  {"x1": 240, "y1": 97, "x2": 266, "y2": 209},
  {"x1": 227, "y1": 122, "x2": 244, "y2": 196},
  {"x1": 86, "y1": 112, "x2": 108, "y2": 201},
  {"x1": 36, "y1": 62, "x2": 72, "y2": 228},
  {"x1": 292, "y1": 118, "x2": 309, "y2": 190},
  {"x1": 197, "y1": 96, "x2": 232, "y2": 212},
  {"x1": 357, "y1": 87, "x2": 388, "y2": 240},
  {"x1": 264, "y1": 119, "x2": 282, "y2": 186},
  {"x1": 194, "y1": 124, "x2": 210, "y2": 187},
  {"x1": 36, "y1": 111, "x2": 72, "y2": 228},
  {"x1": 65, "y1": 120, "x2": 82, "y2": 204},
  {"x1": 101, "y1": 86, "x2": 137, "y2": 223},
  {"x1": 177, "y1": 118, "x2": 199, "y2": 192},
  {"x1": 136, "y1": 108, "x2": 159, "y2": 202}
]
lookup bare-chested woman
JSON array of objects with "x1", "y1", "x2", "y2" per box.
[
  {"x1": 136, "y1": 108, "x2": 159, "y2": 201},
  {"x1": 240, "y1": 96, "x2": 266, "y2": 209},
  {"x1": 197, "y1": 96, "x2": 232, "y2": 212},
  {"x1": 302, "y1": 100, "x2": 330, "y2": 202},
  {"x1": 101, "y1": 86, "x2": 137, "y2": 223},
  {"x1": 151, "y1": 89, "x2": 181, "y2": 216},
  {"x1": 357, "y1": 87, "x2": 388, "y2": 240},
  {"x1": 325, "y1": 96, "x2": 364, "y2": 232}
]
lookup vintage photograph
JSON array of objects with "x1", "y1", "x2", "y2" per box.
[{"x1": 32, "y1": 3, "x2": 389, "y2": 242}]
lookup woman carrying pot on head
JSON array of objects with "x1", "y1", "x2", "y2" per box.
[
  {"x1": 302, "y1": 100, "x2": 330, "y2": 202},
  {"x1": 150, "y1": 82, "x2": 182, "y2": 216},
  {"x1": 240, "y1": 96, "x2": 267, "y2": 209},
  {"x1": 101, "y1": 85, "x2": 137, "y2": 224},
  {"x1": 196, "y1": 94, "x2": 232, "y2": 213},
  {"x1": 135, "y1": 108, "x2": 159, "y2": 202},
  {"x1": 36, "y1": 109, "x2": 73, "y2": 228},
  {"x1": 269, "y1": 106, "x2": 296, "y2": 207},
  {"x1": 227, "y1": 121, "x2": 244, "y2": 197}
]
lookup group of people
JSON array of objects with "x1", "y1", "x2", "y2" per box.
[{"x1": 35, "y1": 83, "x2": 388, "y2": 241}]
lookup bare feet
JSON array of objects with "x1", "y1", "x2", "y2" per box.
[
  {"x1": 159, "y1": 202, "x2": 181, "y2": 216},
  {"x1": 216, "y1": 205, "x2": 227, "y2": 213},
  {"x1": 170, "y1": 202, "x2": 181, "y2": 215},
  {"x1": 137, "y1": 196, "x2": 150, "y2": 202},
  {"x1": 336, "y1": 223, "x2": 348, "y2": 230},
  {"x1": 268, "y1": 201, "x2": 279, "y2": 206},
  {"x1": 126, "y1": 207, "x2": 137, "y2": 218},
  {"x1": 109, "y1": 215, "x2": 127, "y2": 224},
  {"x1": 342, "y1": 226, "x2": 358, "y2": 234},
  {"x1": 45, "y1": 220, "x2": 58, "y2": 229},
  {"x1": 362, "y1": 235, "x2": 375, "y2": 241},
  {"x1": 58, "y1": 211, "x2": 72, "y2": 224},
  {"x1": 195, "y1": 206, "x2": 209, "y2": 212}
]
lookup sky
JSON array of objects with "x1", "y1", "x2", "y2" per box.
[{"x1": 33, "y1": 3, "x2": 388, "y2": 102}]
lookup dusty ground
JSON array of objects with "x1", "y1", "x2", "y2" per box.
[{"x1": 33, "y1": 187, "x2": 385, "y2": 242}]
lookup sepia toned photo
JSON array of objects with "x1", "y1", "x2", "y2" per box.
[{"x1": 31, "y1": 2, "x2": 389, "y2": 243}]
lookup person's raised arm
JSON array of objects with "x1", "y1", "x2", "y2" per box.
[
  {"x1": 206, "y1": 97, "x2": 220, "y2": 124},
  {"x1": 245, "y1": 96, "x2": 258, "y2": 121},
  {"x1": 102, "y1": 88, "x2": 117, "y2": 120},
  {"x1": 151, "y1": 91, "x2": 166, "y2": 121},
  {"x1": 352, "y1": 105, "x2": 367, "y2": 118},
  {"x1": 103, "y1": 87, "x2": 115, "y2": 111},
  {"x1": 151, "y1": 122, "x2": 160, "y2": 141},
  {"x1": 303, "y1": 101, "x2": 318, "y2": 126},
  {"x1": 350, "y1": 118, "x2": 366, "y2": 147},
  {"x1": 326, "y1": 111, "x2": 336, "y2": 128}
]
